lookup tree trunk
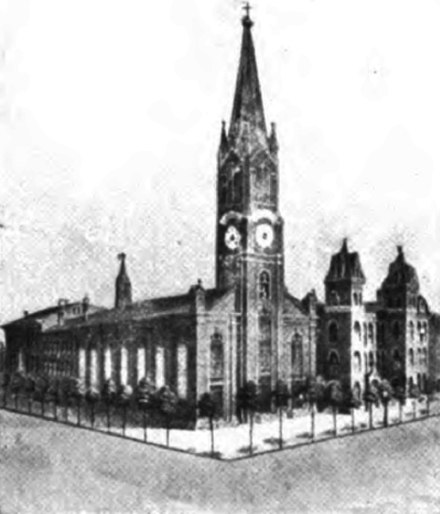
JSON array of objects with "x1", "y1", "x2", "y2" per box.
[
  {"x1": 142, "y1": 410, "x2": 147, "y2": 442},
  {"x1": 28, "y1": 397, "x2": 32, "y2": 414},
  {"x1": 54, "y1": 399, "x2": 58, "y2": 420},
  {"x1": 333, "y1": 406, "x2": 337, "y2": 437},
  {"x1": 122, "y1": 405, "x2": 127, "y2": 436},
  {"x1": 209, "y1": 417, "x2": 215, "y2": 456},
  {"x1": 351, "y1": 408, "x2": 355, "y2": 433},
  {"x1": 368, "y1": 403, "x2": 373, "y2": 429},
  {"x1": 91, "y1": 403, "x2": 95, "y2": 429},
  {"x1": 427, "y1": 396, "x2": 430, "y2": 417},
  {"x1": 399, "y1": 401, "x2": 402, "y2": 423},
  {"x1": 77, "y1": 398, "x2": 81, "y2": 426},
  {"x1": 413, "y1": 399, "x2": 416, "y2": 420},
  {"x1": 107, "y1": 403, "x2": 111, "y2": 432},
  {"x1": 166, "y1": 419, "x2": 170, "y2": 447},
  {"x1": 311, "y1": 406, "x2": 315, "y2": 441},
  {"x1": 279, "y1": 407, "x2": 283, "y2": 449},
  {"x1": 249, "y1": 411, "x2": 253, "y2": 455},
  {"x1": 14, "y1": 393, "x2": 18, "y2": 410}
]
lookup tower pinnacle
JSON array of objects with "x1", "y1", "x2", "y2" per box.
[{"x1": 115, "y1": 252, "x2": 132, "y2": 309}]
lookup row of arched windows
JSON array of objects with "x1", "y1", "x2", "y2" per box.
[
  {"x1": 352, "y1": 351, "x2": 375, "y2": 374},
  {"x1": 329, "y1": 320, "x2": 428, "y2": 345},
  {"x1": 408, "y1": 348, "x2": 428, "y2": 367},
  {"x1": 328, "y1": 291, "x2": 364, "y2": 306}
]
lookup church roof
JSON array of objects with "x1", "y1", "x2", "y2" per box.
[
  {"x1": 325, "y1": 239, "x2": 366, "y2": 283},
  {"x1": 2, "y1": 300, "x2": 104, "y2": 329},
  {"x1": 47, "y1": 286, "x2": 231, "y2": 330},
  {"x1": 380, "y1": 246, "x2": 419, "y2": 293}
]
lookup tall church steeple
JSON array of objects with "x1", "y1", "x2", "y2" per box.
[
  {"x1": 115, "y1": 253, "x2": 132, "y2": 310},
  {"x1": 216, "y1": 7, "x2": 282, "y2": 290}
]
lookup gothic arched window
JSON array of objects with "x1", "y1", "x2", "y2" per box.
[
  {"x1": 330, "y1": 291, "x2": 339, "y2": 306},
  {"x1": 104, "y1": 347, "x2": 112, "y2": 380},
  {"x1": 354, "y1": 322, "x2": 361, "y2": 342},
  {"x1": 291, "y1": 333, "x2": 303, "y2": 377},
  {"x1": 137, "y1": 347, "x2": 146, "y2": 382},
  {"x1": 259, "y1": 271, "x2": 271, "y2": 300},
  {"x1": 155, "y1": 346, "x2": 165, "y2": 388},
  {"x1": 328, "y1": 322, "x2": 338, "y2": 344},
  {"x1": 368, "y1": 351, "x2": 374, "y2": 369},
  {"x1": 232, "y1": 168, "x2": 242, "y2": 203},
  {"x1": 392, "y1": 322, "x2": 401, "y2": 340},
  {"x1": 328, "y1": 351, "x2": 340, "y2": 379},
  {"x1": 353, "y1": 351, "x2": 361, "y2": 373},
  {"x1": 120, "y1": 347, "x2": 128, "y2": 386},
  {"x1": 210, "y1": 332, "x2": 224, "y2": 381},
  {"x1": 409, "y1": 321, "x2": 415, "y2": 341},
  {"x1": 177, "y1": 344, "x2": 188, "y2": 398},
  {"x1": 219, "y1": 175, "x2": 227, "y2": 204},
  {"x1": 90, "y1": 349, "x2": 98, "y2": 386},
  {"x1": 79, "y1": 348, "x2": 86, "y2": 380},
  {"x1": 368, "y1": 323, "x2": 374, "y2": 343}
]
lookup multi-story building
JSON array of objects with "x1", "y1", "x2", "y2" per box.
[
  {"x1": 319, "y1": 239, "x2": 379, "y2": 398},
  {"x1": 376, "y1": 246, "x2": 430, "y2": 392},
  {"x1": 319, "y1": 242, "x2": 431, "y2": 396}
]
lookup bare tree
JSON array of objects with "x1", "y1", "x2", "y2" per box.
[{"x1": 198, "y1": 392, "x2": 218, "y2": 456}]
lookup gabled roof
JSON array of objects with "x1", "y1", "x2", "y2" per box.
[
  {"x1": 47, "y1": 286, "x2": 232, "y2": 330},
  {"x1": 380, "y1": 246, "x2": 419, "y2": 293},
  {"x1": 325, "y1": 239, "x2": 366, "y2": 284},
  {"x1": 2, "y1": 300, "x2": 104, "y2": 329}
]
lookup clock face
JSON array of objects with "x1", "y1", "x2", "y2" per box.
[
  {"x1": 256, "y1": 223, "x2": 274, "y2": 249},
  {"x1": 224, "y1": 225, "x2": 241, "y2": 250}
]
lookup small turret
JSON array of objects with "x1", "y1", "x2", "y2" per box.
[
  {"x1": 325, "y1": 239, "x2": 366, "y2": 306},
  {"x1": 269, "y1": 122, "x2": 279, "y2": 155},
  {"x1": 219, "y1": 121, "x2": 229, "y2": 155},
  {"x1": 115, "y1": 253, "x2": 132, "y2": 310}
]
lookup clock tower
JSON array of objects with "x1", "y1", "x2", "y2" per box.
[{"x1": 215, "y1": 9, "x2": 285, "y2": 397}]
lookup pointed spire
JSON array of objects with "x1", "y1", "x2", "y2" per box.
[
  {"x1": 341, "y1": 238, "x2": 348, "y2": 253},
  {"x1": 229, "y1": 5, "x2": 267, "y2": 142},
  {"x1": 115, "y1": 252, "x2": 132, "y2": 310},
  {"x1": 219, "y1": 120, "x2": 229, "y2": 153}
]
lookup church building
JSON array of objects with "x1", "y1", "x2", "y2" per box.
[{"x1": 2, "y1": 10, "x2": 318, "y2": 420}]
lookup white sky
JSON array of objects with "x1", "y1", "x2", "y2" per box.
[{"x1": 1, "y1": 0, "x2": 440, "y2": 321}]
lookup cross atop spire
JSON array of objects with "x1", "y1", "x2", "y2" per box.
[{"x1": 242, "y1": 2, "x2": 253, "y2": 27}]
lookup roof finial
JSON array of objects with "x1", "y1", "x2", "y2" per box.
[{"x1": 242, "y1": 2, "x2": 253, "y2": 28}]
